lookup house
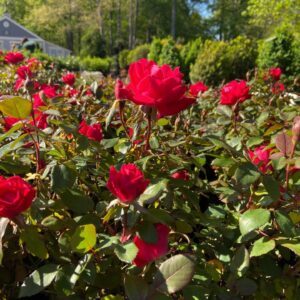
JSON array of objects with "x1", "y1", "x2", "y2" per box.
[{"x1": 0, "y1": 14, "x2": 71, "y2": 57}]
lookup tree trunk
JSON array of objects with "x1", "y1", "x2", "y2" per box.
[
  {"x1": 132, "y1": 0, "x2": 139, "y2": 48},
  {"x1": 66, "y1": 0, "x2": 74, "y2": 51},
  {"x1": 109, "y1": 0, "x2": 114, "y2": 54},
  {"x1": 117, "y1": 0, "x2": 121, "y2": 43},
  {"x1": 97, "y1": 0, "x2": 104, "y2": 37},
  {"x1": 128, "y1": 0, "x2": 133, "y2": 49},
  {"x1": 171, "y1": 0, "x2": 176, "y2": 39}
]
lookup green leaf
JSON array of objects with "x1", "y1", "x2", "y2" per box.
[
  {"x1": 18, "y1": 264, "x2": 58, "y2": 298},
  {"x1": 61, "y1": 189, "x2": 94, "y2": 213},
  {"x1": 235, "y1": 162, "x2": 261, "y2": 185},
  {"x1": 246, "y1": 137, "x2": 264, "y2": 148},
  {"x1": 51, "y1": 164, "x2": 76, "y2": 192},
  {"x1": 0, "y1": 122, "x2": 23, "y2": 143},
  {"x1": 212, "y1": 157, "x2": 236, "y2": 168},
  {"x1": 275, "y1": 132, "x2": 293, "y2": 156},
  {"x1": 124, "y1": 275, "x2": 148, "y2": 300},
  {"x1": 275, "y1": 210, "x2": 297, "y2": 237},
  {"x1": 105, "y1": 100, "x2": 119, "y2": 129},
  {"x1": 230, "y1": 245, "x2": 249, "y2": 276},
  {"x1": 136, "y1": 222, "x2": 158, "y2": 244},
  {"x1": 262, "y1": 175, "x2": 280, "y2": 201},
  {"x1": 114, "y1": 242, "x2": 138, "y2": 263},
  {"x1": 175, "y1": 220, "x2": 193, "y2": 234},
  {"x1": 281, "y1": 241, "x2": 300, "y2": 256},
  {"x1": 152, "y1": 254, "x2": 196, "y2": 294},
  {"x1": 101, "y1": 296, "x2": 124, "y2": 300},
  {"x1": 138, "y1": 180, "x2": 168, "y2": 205},
  {"x1": 21, "y1": 227, "x2": 49, "y2": 259},
  {"x1": 239, "y1": 208, "x2": 271, "y2": 236},
  {"x1": 0, "y1": 96, "x2": 32, "y2": 118},
  {"x1": 41, "y1": 215, "x2": 65, "y2": 231},
  {"x1": 0, "y1": 218, "x2": 9, "y2": 265},
  {"x1": 70, "y1": 224, "x2": 96, "y2": 253},
  {"x1": 250, "y1": 237, "x2": 275, "y2": 257},
  {"x1": 235, "y1": 278, "x2": 257, "y2": 296},
  {"x1": 70, "y1": 253, "x2": 92, "y2": 288}
]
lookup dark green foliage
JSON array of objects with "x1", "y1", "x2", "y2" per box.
[
  {"x1": 158, "y1": 38, "x2": 181, "y2": 68},
  {"x1": 79, "y1": 56, "x2": 112, "y2": 74},
  {"x1": 127, "y1": 44, "x2": 150, "y2": 64},
  {"x1": 180, "y1": 37, "x2": 202, "y2": 78},
  {"x1": 80, "y1": 28, "x2": 107, "y2": 58},
  {"x1": 148, "y1": 37, "x2": 163, "y2": 63},
  {"x1": 190, "y1": 36, "x2": 257, "y2": 85},
  {"x1": 257, "y1": 27, "x2": 297, "y2": 76},
  {"x1": 118, "y1": 49, "x2": 130, "y2": 69}
]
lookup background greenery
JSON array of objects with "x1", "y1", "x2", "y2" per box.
[{"x1": 1, "y1": 0, "x2": 300, "y2": 84}]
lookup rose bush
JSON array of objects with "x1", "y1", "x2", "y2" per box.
[{"x1": 0, "y1": 52, "x2": 299, "y2": 299}]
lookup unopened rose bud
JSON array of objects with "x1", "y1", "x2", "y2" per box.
[
  {"x1": 24, "y1": 79, "x2": 35, "y2": 93},
  {"x1": 292, "y1": 116, "x2": 300, "y2": 143}
]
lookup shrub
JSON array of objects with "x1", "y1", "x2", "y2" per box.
[
  {"x1": 158, "y1": 38, "x2": 181, "y2": 68},
  {"x1": 190, "y1": 36, "x2": 257, "y2": 86},
  {"x1": 257, "y1": 27, "x2": 297, "y2": 76},
  {"x1": 148, "y1": 37, "x2": 163, "y2": 62},
  {"x1": 180, "y1": 37, "x2": 202, "y2": 79},
  {"x1": 79, "y1": 56, "x2": 112, "y2": 73},
  {"x1": 127, "y1": 44, "x2": 150, "y2": 65},
  {"x1": 118, "y1": 49, "x2": 130, "y2": 69},
  {"x1": 80, "y1": 28, "x2": 107, "y2": 58}
]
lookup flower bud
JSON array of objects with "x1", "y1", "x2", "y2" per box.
[{"x1": 292, "y1": 116, "x2": 300, "y2": 143}]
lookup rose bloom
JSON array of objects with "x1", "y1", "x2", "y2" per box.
[
  {"x1": 220, "y1": 80, "x2": 251, "y2": 106},
  {"x1": 5, "y1": 51, "x2": 24, "y2": 64},
  {"x1": 62, "y1": 73, "x2": 76, "y2": 86},
  {"x1": 107, "y1": 163, "x2": 150, "y2": 203},
  {"x1": 17, "y1": 66, "x2": 32, "y2": 80},
  {"x1": 248, "y1": 145, "x2": 273, "y2": 173},
  {"x1": 41, "y1": 84, "x2": 58, "y2": 98},
  {"x1": 171, "y1": 170, "x2": 190, "y2": 180},
  {"x1": 115, "y1": 79, "x2": 133, "y2": 100},
  {"x1": 133, "y1": 223, "x2": 170, "y2": 267},
  {"x1": 189, "y1": 81, "x2": 208, "y2": 97},
  {"x1": 269, "y1": 67, "x2": 282, "y2": 81},
  {"x1": 78, "y1": 119, "x2": 103, "y2": 142},
  {"x1": 271, "y1": 82, "x2": 285, "y2": 94},
  {"x1": 0, "y1": 176, "x2": 35, "y2": 218},
  {"x1": 120, "y1": 58, "x2": 195, "y2": 117}
]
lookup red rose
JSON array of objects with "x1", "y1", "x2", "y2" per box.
[
  {"x1": 171, "y1": 170, "x2": 190, "y2": 180},
  {"x1": 107, "y1": 163, "x2": 150, "y2": 203},
  {"x1": 271, "y1": 82, "x2": 285, "y2": 94},
  {"x1": 41, "y1": 84, "x2": 58, "y2": 98},
  {"x1": 127, "y1": 59, "x2": 196, "y2": 117},
  {"x1": 0, "y1": 176, "x2": 35, "y2": 218},
  {"x1": 189, "y1": 81, "x2": 208, "y2": 97},
  {"x1": 248, "y1": 145, "x2": 272, "y2": 174},
  {"x1": 115, "y1": 79, "x2": 133, "y2": 100},
  {"x1": 5, "y1": 52, "x2": 24, "y2": 64},
  {"x1": 133, "y1": 223, "x2": 170, "y2": 267},
  {"x1": 62, "y1": 73, "x2": 76, "y2": 86},
  {"x1": 220, "y1": 80, "x2": 251, "y2": 106},
  {"x1": 17, "y1": 66, "x2": 32, "y2": 80},
  {"x1": 78, "y1": 119, "x2": 103, "y2": 142},
  {"x1": 269, "y1": 67, "x2": 282, "y2": 81},
  {"x1": 14, "y1": 78, "x2": 24, "y2": 91}
]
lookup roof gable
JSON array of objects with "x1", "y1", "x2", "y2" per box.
[{"x1": 0, "y1": 15, "x2": 43, "y2": 40}]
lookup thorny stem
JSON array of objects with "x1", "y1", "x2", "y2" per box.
[
  {"x1": 119, "y1": 100, "x2": 130, "y2": 139},
  {"x1": 28, "y1": 93, "x2": 42, "y2": 173}
]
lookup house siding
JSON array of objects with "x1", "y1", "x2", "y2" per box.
[{"x1": 0, "y1": 15, "x2": 71, "y2": 57}]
